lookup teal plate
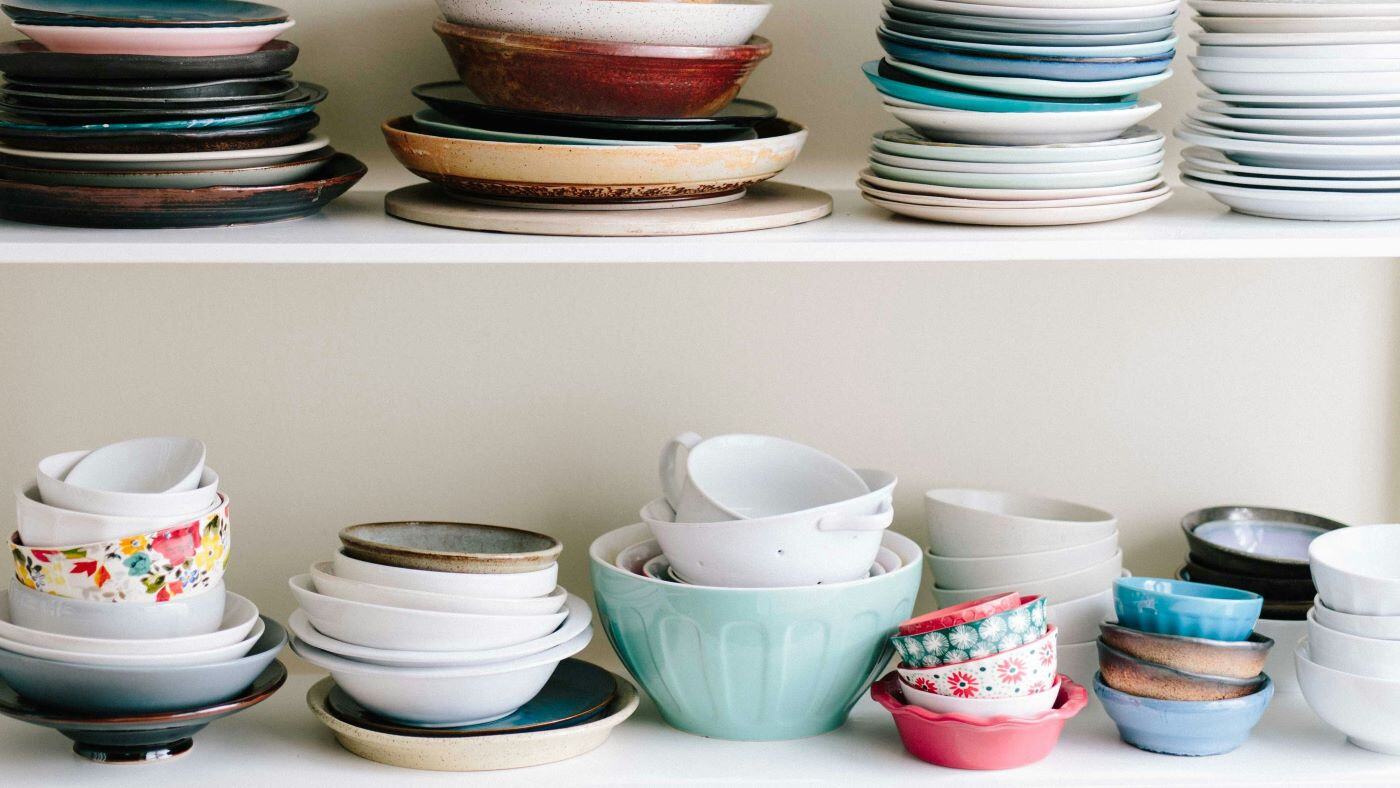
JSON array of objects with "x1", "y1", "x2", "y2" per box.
[
  {"x1": 325, "y1": 659, "x2": 617, "y2": 737},
  {"x1": 862, "y1": 61, "x2": 1136, "y2": 113},
  {"x1": 0, "y1": 104, "x2": 314, "y2": 131},
  {"x1": 3, "y1": 0, "x2": 287, "y2": 26}
]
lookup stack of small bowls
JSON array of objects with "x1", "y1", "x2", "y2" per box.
[
  {"x1": 924, "y1": 489, "x2": 1123, "y2": 687},
  {"x1": 592, "y1": 432, "x2": 919, "y2": 740},
  {"x1": 1297, "y1": 524, "x2": 1400, "y2": 755},
  {"x1": 1096, "y1": 576, "x2": 1275, "y2": 756},
  {"x1": 291, "y1": 521, "x2": 636, "y2": 772},
  {"x1": 0, "y1": 437, "x2": 286, "y2": 764},
  {"x1": 0, "y1": 0, "x2": 364, "y2": 227},
  {"x1": 859, "y1": 0, "x2": 1176, "y2": 225},
  {"x1": 381, "y1": 0, "x2": 818, "y2": 226},
  {"x1": 1179, "y1": 0, "x2": 1400, "y2": 220},
  {"x1": 1180, "y1": 505, "x2": 1346, "y2": 691},
  {"x1": 875, "y1": 592, "x2": 1082, "y2": 770}
]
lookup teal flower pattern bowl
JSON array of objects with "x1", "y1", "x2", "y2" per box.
[
  {"x1": 1115, "y1": 577, "x2": 1262, "y2": 642},
  {"x1": 590, "y1": 523, "x2": 921, "y2": 741},
  {"x1": 892, "y1": 595, "x2": 1047, "y2": 668}
]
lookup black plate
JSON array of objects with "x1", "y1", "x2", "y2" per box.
[
  {"x1": 2, "y1": 0, "x2": 287, "y2": 26},
  {"x1": 0, "y1": 111, "x2": 318, "y2": 153},
  {"x1": 0, "y1": 39, "x2": 298, "y2": 81},
  {"x1": 0, "y1": 152, "x2": 365, "y2": 228},
  {"x1": 3, "y1": 72, "x2": 293, "y2": 100},
  {"x1": 0, "y1": 82, "x2": 325, "y2": 122},
  {"x1": 3, "y1": 79, "x2": 297, "y2": 109},
  {"x1": 412, "y1": 81, "x2": 776, "y2": 142}
]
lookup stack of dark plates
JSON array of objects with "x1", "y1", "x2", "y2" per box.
[{"x1": 0, "y1": 0, "x2": 364, "y2": 227}]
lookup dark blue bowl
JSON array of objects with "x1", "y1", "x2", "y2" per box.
[{"x1": 878, "y1": 30, "x2": 1174, "y2": 83}]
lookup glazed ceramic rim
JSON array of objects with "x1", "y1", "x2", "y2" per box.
[
  {"x1": 876, "y1": 27, "x2": 1176, "y2": 64},
  {"x1": 1116, "y1": 576, "x2": 1262, "y2": 606},
  {"x1": 873, "y1": 671, "x2": 1087, "y2": 728},
  {"x1": 288, "y1": 623, "x2": 593, "y2": 679},
  {"x1": 0, "y1": 133, "x2": 328, "y2": 163},
  {"x1": 1309, "y1": 523, "x2": 1400, "y2": 585},
  {"x1": 338, "y1": 521, "x2": 562, "y2": 571},
  {"x1": 10, "y1": 490, "x2": 228, "y2": 552},
  {"x1": 384, "y1": 114, "x2": 806, "y2": 154},
  {"x1": 0, "y1": 588, "x2": 257, "y2": 654},
  {"x1": 934, "y1": 551, "x2": 1122, "y2": 596},
  {"x1": 899, "y1": 624, "x2": 1057, "y2": 678},
  {"x1": 14, "y1": 19, "x2": 294, "y2": 37},
  {"x1": 433, "y1": 18, "x2": 771, "y2": 59},
  {"x1": 873, "y1": 125, "x2": 1164, "y2": 152},
  {"x1": 1093, "y1": 670, "x2": 1274, "y2": 709},
  {"x1": 925, "y1": 530, "x2": 1121, "y2": 566},
  {"x1": 1182, "y1": 506, "x2": 1346, "y2": 568},
  {"x1": 289, "y1": 574, "x2": 569, "y2": 633},
  {"x1": 898, "y1": 674, "x2": 1062, "y2": 716},
  {"x1": 4, "y1": 0, "x2": 290, "y2": 27},
  {"x1": 925, "y1": 487, "x2": 1115, "y2": 526},
  {"x1": 1099, "y1": 621, "x2": 1273, "y2": 652},
  {"x1": 0, "y1": 615, "x2": 286, "y2": 675},
  {"x1": 309, "y1": 561, "x2": 568, "y2": 615},
  {"x1": 898, "y1": 591, "x2": 1020, "y2": 635},
  {"x1": 646, "y1": 467, "x2": 895, "y2": 528},
  {"x1": 0, "y1": 147, "x2": 334, "y2": 179},
  {"x1": 1097, "y1": 638, "x2": 1269, "y2": 689}
]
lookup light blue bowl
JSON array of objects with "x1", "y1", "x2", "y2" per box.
[
  {"x1": 877, "y1": 29, "x2": 1175, "y2": 82},
  {"x1": 590, "y1": 522, "x2": 920, "y2": 741},
  {"x1": 1115, "y1": 577, "x2": 1262, "y2": 642},
  {"x1": 1095, "y1": 673, "x2": 1274, "y2": 756},
  {"x1": 861, "y1": 61, "x2": 1137, "y2": 114}
]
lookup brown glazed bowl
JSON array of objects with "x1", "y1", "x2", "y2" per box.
[
  {"x1": 1100, "y1": 622, "x2": 1272, "y2": 680},
  {"x1": 1097, "y1": 639, "x2": 1268, "y2": 701},
  {"x1": 432, "y1": 19, "x2": 771, "y2": 118},
  {"x1": 338, "y1": 521, "x2": 562, "y2": 574}
]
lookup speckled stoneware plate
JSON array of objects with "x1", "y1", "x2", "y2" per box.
[
  {"x1": 0, "y1": 111, "x2": 317, "y2": 153},
  {"x1": 338, "y1": 521, "x2": 563, "y2": 574},
  {"x1": 0, "y1": 39, "x2": 298, "y2": 80},
  {"x1": 307, "y1": 669, "x2": 639, "y2": 771}
]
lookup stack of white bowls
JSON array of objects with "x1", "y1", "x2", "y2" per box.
[
  {"x1": 1297, "y1": 524, "x2": 1400, "y2": 754},
  {"x1": 924, "y1": 489, "x2": 1123, "y2": 688},
  {"x1": 288, "y1": 521, "x2": 592, "y2": 729},
  {"x1": 638, "y1": 432, "x2": 898, "y2": 588},
  {"x1": 1179, "y1": 0, "x2": 1400, "y2": 220}
]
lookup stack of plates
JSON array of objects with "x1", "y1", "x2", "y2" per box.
[
  {"x1": 0, "y1": 0, "x2": 364, "y2": 227},
  {"x1": 1180, "y1": 0, "x2": 1400, "y2": 220},
  {"x1": 860, "y1": 0, "x2": 1177, "y2": 225}
]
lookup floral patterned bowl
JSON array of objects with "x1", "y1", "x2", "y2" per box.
[
  {"x1": 10, "y1": 494, "x2": 230, "y2": 603},
  {"x1": 892, "y1": 595, "x2": 1047, "y2": 668},
  {"x1": 898, "y1": 626, "x2": 1057, "y2": 699}
]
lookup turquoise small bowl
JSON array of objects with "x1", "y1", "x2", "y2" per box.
[
  {"x1": 1114, "y1": 577, "x2": 1262, "y2": 642},
  {"x1": 861, "y1": 60, "x2": 1138, "y2": 114},
  {"x1": 591, "y1": 522, "x2": 920, "y2": 741}
]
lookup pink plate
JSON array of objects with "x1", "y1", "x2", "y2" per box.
[
  {"x1": 871, "y1": 671, "x2": 1085, "y2": 771},
  {"x1": 15, "y1": 21, "x2": 294, "y2": 56}
]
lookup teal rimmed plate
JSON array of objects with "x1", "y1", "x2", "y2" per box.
[
  {"x1": 0, "y1": 104, "x2": 314, "y2": 131},
  {"x1": 885, "y1": 57, "x2": 1173, "y2": 101},
  {"x1": 862, "y1": 61, "x2": 1137, "y2": 113}
]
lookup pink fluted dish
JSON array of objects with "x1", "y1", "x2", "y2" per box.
[
  {"x1": 15, "y1": 21, "x2": 294, "y2": 56},
  {"x1": 871, "y1": 672, "x2": 1085, "y2": 771}
]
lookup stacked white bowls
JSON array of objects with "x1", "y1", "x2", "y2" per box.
[{"x1": 1180, "y1": 0, "x2": 1400, "y2": 220}]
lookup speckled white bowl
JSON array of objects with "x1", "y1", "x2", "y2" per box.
[{"x1": 435, "y1": 0, "x2": 770, "y2": 47}]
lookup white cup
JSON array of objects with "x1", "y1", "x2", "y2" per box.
[{"x1": 658, "y1": 432, "x2": 868, "y2": 523}]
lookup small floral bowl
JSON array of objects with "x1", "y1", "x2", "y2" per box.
[
  {"x1": 872, "y1": 671, "x2": 1085, "y2": 770},
  {"x1": 892, "y1": 595, "x2": 1047, "y2": 668},
  {"x1": 10, "y1": 494, "x2": 230, "y2": 604},
  {"x1": 899, "y1": 626, "x2": 1057, "y2": 699}
]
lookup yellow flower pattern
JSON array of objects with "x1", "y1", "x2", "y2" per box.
[{"x1": 119, "y1": 535, "x2": 148, "y2": 556}]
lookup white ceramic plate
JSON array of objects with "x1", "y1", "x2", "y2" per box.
[
  {"x1": 1182, "y1": 165, "x2": 1400, "y2": 191},
  {"x1": 1190, "y1": 0, "x2": 1400, "y2": 17},
  {"x1": 0, "y1": 589, "x2": 257, "y2": 656},
  {"x1": 331, "y1": 549, "x2": 558, "y2": 599},
  {"x1": 1199, "y1": 88, "x2": 1400, "y2": 107},
  {"x1": 1181, "y1": 118, "x2": 1400, "y2": 146},
  {"x1": 884, "y1": 27, "x2": 1179, "y2": 57},
  {"x1": 1177, "y1": 126, "x2": 1400, "y2": 168},
  {"x1": 1183, "y1": 146, "x2": 1400, "y2": 178},
  {"x1": 870, "y1": 160, "x2": 1162, "y2": 189},
  {"x1": 885, "y1": 98, "x2": 1162, "y2": 145},
  {"x1": 865, "y1": 189, "x2": 1170, "y2": 225},
  {"x1": 1197, "y1": 43, "x2": 1400, "y2": 60},
  {"x1": 1196, "y1": 16, "x2": 1400, "y2": 34},
  {"x1": 870, "y1": 149, "x2": 1164, "y2": 173},
  {"x1": 0, "y1": 616, "x2": 262, "y2": 667},
  {"x1": 1192, "y1": 30, "x2": 1400, "y2": 46},
  {"x1": 861, "y1": 179, "x2": 1171, "y2": 208},
  {"x1": 872, "y1": 126, "x2": 1164, "y2": 163},
  {"x1": 309, "y1": 562, "x2": 569, "y2": 617},
  {"x1": 1189, "y1": 110, "x2": 1400, "y2": 137},
  {"x1": 1196, "y1": 69, "x2": 1400, "y2": 95},
  {"x1": 0, "y1": 134, "x2": 329, "y2": 172},
  {"x1": 1199, "y1": 100, "x2": 1400, "y2": 119},
  {"x1": 887, "y1": 58, "x2": 1173, "y2": 99},
  {"x1": 859, "y1": 167, "x2": 1164, "y2": 200},
  {"x1": 891, "y1": 0, "x2": 1179, "y2": 20},
  {"x1": 1192, "y1": 56, "x2": 1400, "y2": 74},
  {"x1": 1185, "y1": 175, "x2": 1400, "y2": 220}
]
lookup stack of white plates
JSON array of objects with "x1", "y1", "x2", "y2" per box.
[{"x1": 1180, "y1": 0, "x2": 1400, "y2": 220}]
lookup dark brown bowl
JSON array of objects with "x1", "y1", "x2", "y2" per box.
[
  {"x1": 1181, "y1": 505, "x2": 1345, "y2": 580},
  {"x1": 432, "y1": 19, "x2": 771, "y2": 119},
  {"x1": 1180, "y1": 560, "x2": 1316, "y2": 603}
]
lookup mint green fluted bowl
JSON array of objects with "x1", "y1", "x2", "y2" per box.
[{"x1": 590, "y1": 522, "x2": 921, "y2": 741}]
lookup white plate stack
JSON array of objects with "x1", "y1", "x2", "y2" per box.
[{"x1": 1179, "y1": 0, "x2": 1400, "y2": 220}]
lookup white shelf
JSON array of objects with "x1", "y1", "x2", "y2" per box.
[
  {"x1": 3, "y1": 184, "x2": 1400, "y2": 264},
  {"x1": 3, "y1": 663, "x2": 1396, "y2": 786}
]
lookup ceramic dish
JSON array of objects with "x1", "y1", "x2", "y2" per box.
[
  {"x1": 0, "y1": 105, "x2": 313, "y2": 133},
  {"x1": 287, "y1": 593, "x2": 592, "y2": 668},
  {"x1": 885, "y1": 3, "x2": 1179, "y2": 34},
  {"x1": 900, "y1": 675, "x2": 1061, "y2": 718},
  {"x1": 862, "y1": 179, "x2": 1170, "y2": 212},
  {"x1": 898, "y1": 627, "x2": 1058, "y2": 699},
  {"x1": 435, "y1": 0, "x2": 769, "y2": 47},
  {"x1": 1259, "y1": 598, "x2": 1313, "y2": 621},
  {"x1": 885, "y1": 15, "x2": 1176, "y2": 45},
  {"x1": 330, "y1": 549, "x2": 558, "y2": 600},
  {"x1": 1095, "y1": 672, "x2": 1274, "y2": 756},
  {"x1": 1183, "y1": 177, "x2": 1400, "y2": 221},
  {"x1": 1191, "y1": 30, "x2": 1400, "y2": 47},
  {"x1": 1182, "y1": 506, "x2": 1346, "y2": 580},
  {"x1": 933, "y1": 552, "x2": 1124, "y2": 606},
  {"x1": 13, "y1": 20, "x2": 293, "y2": 57},
  {"x1": 872, "y1": 672, "x2": 1085, "y2": 770},
  {"x1": 0, "y1": 110, "x2": 317, "y2": 153},
  {"x1": 3, "y1": 78, "x2": 296, "y2": 108},
  {"x1": 290, "y1": 627, "x2": 591, "y2": 727},
  {"x1": 16, "y1": 483, "x2": 222, "y2": 547},
  {"x1": 1192, "y1": 55, "x2": 1400, "y2": 75},
  {"x1": 48, "y1": 430, "x2": 201, "y2": 494},
  {"x1": 894, "y1": 595, "x2": 1048, "y2": 668},
  {"x1": 1197, "y1": 16, "x2": 1400, "y2": 34},
  {"x1": 1196, "y1": 69, "x2": 1400, "y2": 96},
  {"x1": 383, "y1": 115, "x2": 805, "y2": 203},
  {"x1": 883, "y1": 21, "x2": 1178, "y2": 56},
  {"x1": 1312, "y1": 595, "x2": 1400, "y2": 641},
  {"x1": 309, "y1": 563, "x2": 567, "y2": 617},
  {"x1": 899, "y1": 591, "x2": 1020, "y2": 635},
  {"x1": 1100, "y1": 622, "x2": 1272, "y2": 679},
  {"x1": 433, "y1": 19, "x2": 769, "y2": 118},
  {"x1": 412, "y1": 109, "x2": 740, "y2": 147},
  {"x1": 1115, "y1": 577, "x2": 1262, "y2": 641},
  {"x1": 0, "y1": 148, "x2": 333, "y2": 188},
  {"x1": 0, "y1": 660, "x2": 285, "y2": 763},
  {"x1": 0, "y1": 39, "x2": 298, "y2": 80},
  {"x1": 872, "y1": 126, "x2": 1162, "y2": 163},
  {"x1": 864, "y1": 61, "x2": 1139, "y2": 113},
  {"x1": 872, "y1": 150, "x2": 1157, "y2": 185},
  {"x1": 1190, "y1": 111, "x2": 1400, "y2": 138},
  {"x1": 893, "y1": 0, "x2": 1181, "y2": 21},
  {"x1": 878, "y1": 31, "x2": 1175, "y2": 82},
  {"x1": 0, "y1": 132, "x2": 327, "y2": 170},
  {"x1": 886, "y1": 98, "x2": 1161, "y2": 145},
  {"x1": 1047, "y1": 587, "x2": 1116, "y2": 644},
  {"x1": 1180, "y1": 559, "x2": 1316, "y2": 602},
  {"x1": 7, "y1": 576, "x2": 226, "y2": 639},
  {"x1": 289, "y1": 574, "x2": 568, "y2": 652},
  {"x1": 1196, "y1": 44, "x2": 1400, "y2": 61},
  {"x1": 1306, "y1": 608, "x2": 1400, "y2": 679},
  {"x1": 927, "y1": 532, "x2": 1120, "y2": 591},
  {"x1": 2, "y1": 0, "x2": 289, "y2": 26},
  {"x1": 0, "y1": 616, "x2": 284, "y2": 714},
  {"x1": 0, "y1": 151, "x2": 364, "y2": 227},
  {"x1": 886, "y1": 57, "x2": 1172, "y2": 99},
  {"x1": 870, "y1": 149, "x2": 1164, "y2": 175},
  {"x1": 1197, "y1": 88, "x2": 1400, "y2": 108},
  {"x1": 591, "y1": 522, "x2": 920, "y2": 740},
  {"x1": 1309, "y1": 524, "x2": 1400, "y2": 616},
  {"x1": 0, "y1": 588, "x2": 255, "y2": 654},
  {"x1": 1097, "y1": 638, "x2": 1267, "y2": 701},
  {"x1": 860, "y1": 168, "x2": 1165, "y2": 201},
  {"x1": 1189, "y1": 0, "x2": 1400, "y2": 17},
  {"x1": 1295, "y1": 639, "x2": 1400, "y2": 753},
  {"x1": 307, "y1": 669, "x2": 638, "y2": 771},
  {"x1": 0, "y1": 81, "x2": 324, "y2": 120},
  {"x1": 339, "y1": 521, "x2": 562, "y2": 575},
  {"x1": 1175, "y1": 127, "x2": 1400, "y2": 170},
  {"x1": 926, "y1": 488, "x2": 1118, "y2": 558},
  {"x1": 0, "y1": 614, "x2": 262, "y2": 667},
  {"x1": 37, "y1": 449, "x2": 217, "y2": 516},
  {"x1": 1184, "y1": 146, "x2": 1400, "y2": 178}
]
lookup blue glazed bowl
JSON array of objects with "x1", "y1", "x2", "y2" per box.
[
  {"x1": 1115, "y1": 577, "x2": 1262, "y2": 642},
  {"x1": 591, "y1": 522, "x2": 920, "y2": 741},
  {"x1": 877, "y1": 30, "x2": 1175, "y2": 83},
  {"x1": 861, "y1": 61, "x2": 1137, "y2": 114},
  {"x1": 1094, "y1": 672, "x2": 1273, "y2": 756}
]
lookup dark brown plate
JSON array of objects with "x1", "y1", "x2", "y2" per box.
[
  {"x1": 0, "y1": 112, "x2": 318, "y2": 153},
  {"x1": 0, "y1": 39, "x2": 298, "y2": 81},
  {"x1": 0, "y1": 151, "x2": 366, "y2": 228},
  {"x1": 2, "y1": 78, "x2": 298, "y2": 109},
  {"x1": 0, "y1": 82, "x2": 325, "y2": 121}
]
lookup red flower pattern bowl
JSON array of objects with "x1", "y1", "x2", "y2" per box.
[
  {"x1": 898, "y1": 626, "x2": 1058, "y2": 698},
  {"x1": 871, "y1": 671, "x2": 1086, "y2": 771}
]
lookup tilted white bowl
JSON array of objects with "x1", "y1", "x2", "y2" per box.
[
  {"x1": 435, "y1": 0, "x2": 771, "y2": 47},
  {"x1": 16, "y1": 483, "x2": 225, "y2": 547},
  {"x1": 1309, "y1": 523, "x2": 1400, "y2": 616},
  {"x1": 0, "y1": 588, "x2": 256, "y2": 655},
  {"x1": 1296, "y1": 639, "x2": 1400, "y2": 754},
  {"x1": 1046, "y1": 585, "x2": 1118, "y2": 644},
  {"x1": 1306, "y1": 608, "x2": 1400, "y2": 679},
  {"x1": 289, "y1": 574, "x2": 567, "y2": 651},
  {"x1": 933, "y1": 550, "x2": 1123, "y2": 607},
  {"x1": 926, "y1": 531, "x2": 1119, "y2": 590},
  {"x1": 0, "y1": 613, "x2": 261, "y2": 667},
  {"x1": 900, "y1": 676, "x2": 1061, "y2": 718},
  {"x1": 7, "y1": 577, "x2": 226, "y2": 639},
  {"x1": 36, "y1": 449, "x2": 219, "y2": 518},
  {"x1": 309, "y1": 561, "x2": 567, "y2": 616},
  {"x1": 290, "y1": 626, "x2": 593, "y2": 727},
  {"x1": 331, "y1": 549, "x2": 557, "y2": 599},
  {"x1": 62, "y1": 436, "x2": 205, "y2": 494},
  {"x1": 925, "y1": 488, "x2": 1118, "y2": 559},
  {"x1": 1312, "y1": 594, "x2": 1400, "y2": 641}
]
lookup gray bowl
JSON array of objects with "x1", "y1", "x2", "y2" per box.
[
  {"x1": 1182, "y1": 506, "x2": 1345, "y2": 580},
  {"x1": 0, "y1": 616, "x2": 284, "y2": 714}
]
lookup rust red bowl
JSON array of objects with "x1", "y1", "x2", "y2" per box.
[{"x1": 432, "y1": 19, "x2": 771, "y2": 118}]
